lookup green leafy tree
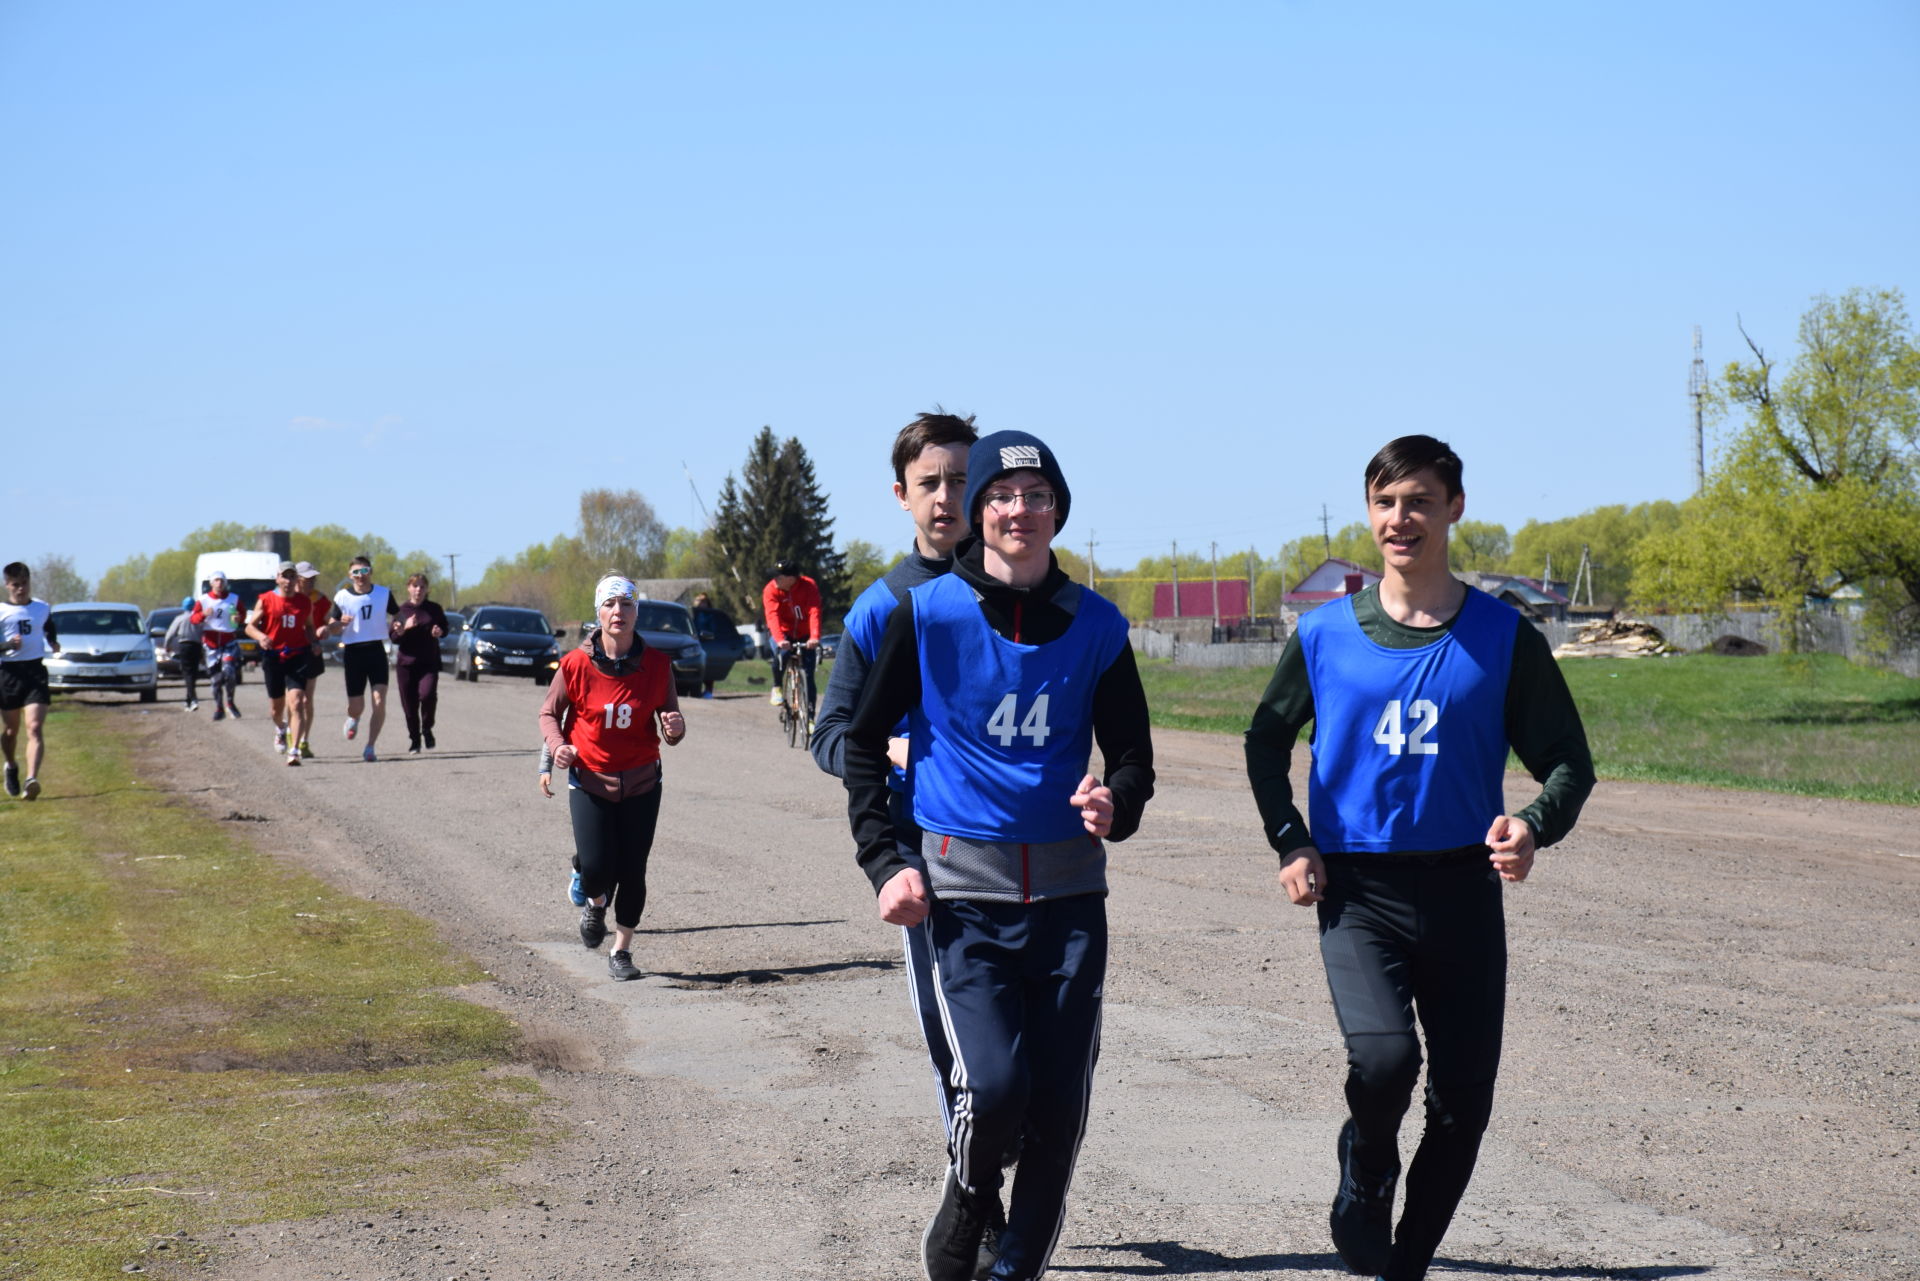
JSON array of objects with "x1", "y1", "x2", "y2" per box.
[
  {"x1": 1506, "y1": 502, "x2": 1682, "y2": 608},
  {"x1": 660, "y1": 527, "x2": 715, "y2": 578},
  {"x1": 1635, "y1": 288, "x2": 1920, "y2": 638},
  {"x1": 1448, "y1": 520, "x2": 1510, "y2": 572},
  {"x1": 25, "y1": 554, "x2": 90, "y2": 605},
  {"x1": 839, "y1": 539, "x2": 899, "y2": 601},
  {"x1": 578, "y1": 489, "x2": 668, "y2": 578},
  {"x1": 710, "y1": 427, "x2": 848, "y2": 619},
  {"x1": 97, "y1": 522, "x2": 255, "y2": 610}
]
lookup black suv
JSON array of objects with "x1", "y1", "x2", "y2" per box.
[{"x1": 454, "y1": 605, "x2": 563, "y2": 684}]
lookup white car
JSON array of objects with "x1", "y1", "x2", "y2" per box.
[{"x1": 45, "y1": 603, "x2": 159, "y2": 702}]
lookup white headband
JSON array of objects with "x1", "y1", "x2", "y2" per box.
[{"x1": 595, "y1": 575, "x2": 637, "y2": 606}]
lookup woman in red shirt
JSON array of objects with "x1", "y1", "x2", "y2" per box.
[{"x1": 538, "y1": 574, "x2": 687, "y2": 981}]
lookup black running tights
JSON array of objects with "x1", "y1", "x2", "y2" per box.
[{"x1": 568, "y1": 785, "x2": 663, "y2": 930}]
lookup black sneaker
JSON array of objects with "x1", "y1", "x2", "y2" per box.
[
  {"x1": 923, "y1": 1170, "x2": 995, "y2": 1281},
  {"x1": 3, "y1": 762, "x2": 18, "y2": 799},
  {"x1": 579, "y1": 903, "x2": 608, "y2": 949},
  {"x1": 608, "y1": 950, "x2": 641, "y2": 981},
  {"x1": 423, "y1": 730, "x2": 436, "y2": 750},
  {"x1": 408, "y1": 738, "x2": 422, "y2": 754},
  {"x1": 973, "y1": 1193, "x2": 1006, "y2": 1280},
  {"x1": 1329, "y1": 1119, "x2": 1396, "y2": 1276}
]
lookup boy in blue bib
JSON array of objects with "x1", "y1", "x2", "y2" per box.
[
  {"x1": 845, "y1": 431, "x2": 1155, "y2": 1281},
  {"x1": 1245, "y1": 436, "x2": 1594, "y2": 1281}
]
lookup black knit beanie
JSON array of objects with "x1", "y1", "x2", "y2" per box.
[{"x1": 964, "y1": 431, "x2": 1071, "y2": 534}]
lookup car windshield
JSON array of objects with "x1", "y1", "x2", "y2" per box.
[
  {"x1": 147, "y1": 609, "x2": 184, "y2": 632},
  {"x1": 477, "y1": 609, "x2": 550, "y2": 635},
  {"x1": 634, "y1": 605, "x2": 693, "y2": 636},
  {"x1": 443, "y1": 613, "x2": 466, "y2": 633},
  {"x1": 57, "y1": 610, "x2": 143, "y2": 635}
]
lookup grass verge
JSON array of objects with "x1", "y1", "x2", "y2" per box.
[
  {"x1": 0, "y1": 705, "x2": 545, "y2": 1280},
  {"x1": 1135, "y1": 652, "x2": 1920, "y2": 806}
]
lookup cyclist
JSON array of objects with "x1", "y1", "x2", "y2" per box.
[{"x1": 762, "y1": 558, "x2": 821, "y2": 723}]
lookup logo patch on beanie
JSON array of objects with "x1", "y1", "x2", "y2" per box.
[{"x1": 999, "y1": 445, "x2": 1042, "y2": 470}]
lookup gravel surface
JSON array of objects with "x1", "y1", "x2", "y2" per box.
[{"x1": 95, "y1": 669, "x2": 1917, "y2": 1281}]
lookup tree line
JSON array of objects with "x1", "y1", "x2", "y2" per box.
[{"x1": 69, "y1": 289, "x2": 1920, "y2": 648}]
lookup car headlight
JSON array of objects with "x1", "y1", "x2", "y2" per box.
[
  {"x1": 475, "y1": 640, "x2": 498, "y2": 654},
  {"x1": 131, "y1": 643, "x2": 155, "y2": 660}
]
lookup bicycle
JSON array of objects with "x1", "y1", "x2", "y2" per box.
[{"x1": 777, "y1": 642, "x2": 813, "y2": 749}]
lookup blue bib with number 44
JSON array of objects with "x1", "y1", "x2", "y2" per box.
[{"x1": 907, "y1": 573, "x2": 1128, "y2": 844}]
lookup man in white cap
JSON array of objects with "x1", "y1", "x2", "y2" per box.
[{"x1": 190, "y1": 569, "x2": 244, "y2": 721}]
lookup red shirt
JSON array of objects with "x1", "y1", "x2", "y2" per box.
[
  {"x1": 255, "y1": 591, "x2": 313, "y2": 655},
  {"x1": 763, "y1": 575, "x2": 822, "y2": 645},
  {"x1": 555, "y1": 645, "x2": 671, "y2": 774}
]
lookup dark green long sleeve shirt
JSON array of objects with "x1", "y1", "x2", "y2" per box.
[{"x1": 1244, "y1": 587, "x2": 1595, "y2": 858}]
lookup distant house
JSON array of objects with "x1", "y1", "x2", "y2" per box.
[
  {"x1": 1286, "y1": 558, "x2": 1382, "y2": 611},
  {"x1": 1457, "y1": 572, "x2": 1571, "y2": 622}
]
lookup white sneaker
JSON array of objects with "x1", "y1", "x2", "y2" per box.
[
  {"x1": 770, "y1": 688, "x2": 784, "y2": 707},
  {"x1": 186, "y1": 699, "x2": 199, "y2": 711},
  {"x1": 343, "y1": 717, "x2": 358, "y2": 741},
  {"x1": 274, "y1": 728, "x2": 288, "y2": 752}
]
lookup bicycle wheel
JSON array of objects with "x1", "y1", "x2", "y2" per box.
[{"x1": 784, "y1": 677, "x2": 802, "y2": 747}]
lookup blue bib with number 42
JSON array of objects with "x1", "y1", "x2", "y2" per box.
[
  {"x1": 907, "y1": 572, "x2": 1129, "y2": 844},
  {"x1": 1300, "y1": 587, "x2": 1518, "y2": 853}
]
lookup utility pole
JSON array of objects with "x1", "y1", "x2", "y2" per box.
[
  {"x1": 1171, "y1": 540, "x2": 1180, "y2": 618},
  {"x1": 1210, "y1": 541, "x2": 1220, "y2": 630},
  {"x1": 1542, "y1": 551, "x2": 1552, "y2": 590},
  {"x1": 1086, "y1": 531, "x2": 1097, "y2": 589},
  {"x1": 1572, "y1": 543, "x2": 1596, "y2": 608},
  {"x1": 1247, "y1": 550, "x2": 1258, "y2": 627},
  {"x1": 1689, "y1": 326, "x2": 1708, "y2": 494},
  {"x1": 445, "y1": 553, "x2": 460, "y2": 608},
  {"x1": 1320, "y1": 505, "x2": 1332, "y2": 560}
]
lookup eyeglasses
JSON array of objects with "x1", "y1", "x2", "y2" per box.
[
  {"x1": 981, "y1": 489, "x2": 1057, "y2": 513},
  {"x1": 349, "y1": 568, "x2": 372, "y2": 577}
]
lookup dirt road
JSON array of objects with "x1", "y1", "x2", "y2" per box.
[{"x1": 108, "y1": 668, "x2": 1917, "y2": 1281}]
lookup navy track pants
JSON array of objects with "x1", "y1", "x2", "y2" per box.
[{"x1": 918, "y1": 892, "x2": 1106, "y2": 1281}]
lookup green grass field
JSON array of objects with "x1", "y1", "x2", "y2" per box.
[
  {"x1": 1136, "y1": 652, "x2": 1920, "y2": 806},
  {"x1": 0, "y1": 706, "x2": 545, "y2": 1280}
]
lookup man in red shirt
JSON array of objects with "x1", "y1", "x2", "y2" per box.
[
  {"x1": 762, "y1": 558, "x2": 821, "y2": 719},
  {"x1": 245, "y1": 562, "x2": 322, "y2": 766}
]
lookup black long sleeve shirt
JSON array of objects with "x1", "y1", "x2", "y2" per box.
[
  {"x1": 1244, "y1": 586, "x2": 1594, "y2": 858},
  {"x1": 845, "y1": 541, "x2": 1156, "y2": 895}
]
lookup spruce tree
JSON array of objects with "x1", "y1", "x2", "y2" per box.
[{"x1": 710, "y1": 427, "x2": 848, "y2": 621}]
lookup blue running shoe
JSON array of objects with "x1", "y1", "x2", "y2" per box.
[{"x1": 567, "y1": 869, "x2": 587, "y2": 906}]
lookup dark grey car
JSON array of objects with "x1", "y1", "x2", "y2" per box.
[{"x1": 454, "y1": 605, "x2": 563, "y2": 685}]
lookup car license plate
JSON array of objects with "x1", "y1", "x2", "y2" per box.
[
  {"x1": 504, "y1": 655, "x2": 532, "y2": 665},
  {"x1": 72, "y1": 665, "x2": 112, "y2": 678}
]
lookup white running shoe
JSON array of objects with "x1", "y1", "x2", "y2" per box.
[
  {"x1": 274, "y1": 727, "x2": 288, "y2": 752},
  {"x1": 344, "y1": 717, "x2": 359, "y2": 741},
  {"x1": 770, "y1": 688, "x2": 784, "y2": 707}
]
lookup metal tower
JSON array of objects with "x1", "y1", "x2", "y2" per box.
[{"x1": 1689, "y1": 326, "x2": 1707, "y2": 493}]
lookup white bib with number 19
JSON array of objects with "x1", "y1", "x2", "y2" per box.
[
  {"x1": 987, "y1": 692, "x2": 1052, "y2": 747},
  {"x1": 1372, "y1": 698, "x2": 1439, "y2": 756}
]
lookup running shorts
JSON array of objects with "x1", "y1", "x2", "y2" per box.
[
  {"x1": 0, "y1": 660, "x2": 51, "y2": 711},
  {"x1": 342, "y1": 642, "x2": 389, "y2": 697},
  {"x1": 260, "y1": 649, "x2": 318, "y2": 699}
]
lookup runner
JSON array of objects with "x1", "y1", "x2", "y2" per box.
[
  {"x1": 1, "y1": 561, "x2": 60, "y2": 801},
  {"x1": 330, "y1": 555, "x2": 399, "y2": 762},
  {"x1": 161, "y1": 596, "x2": 203, "y2": 710},
  {"x1": 189, "y1": 570, "x2": 244, "y2": 721},
  {"x1": 390, "y1": 572, "x2": 448, "y2": 753},
  {"x1": 762, "y1": 558, "x2": 820, "y2": 721},
  {"x1": 245, "y1": 563, "x2": 321, "y2": 766},
  {"x1": 293, "y1": 562, "x2": 329, "y2": 759},
  {"x1": 1244, "y1": 434, "x2": 1595, "y2": 1281},
  {"x1": 808, "y1": 411, "x2": 1004, "y2": 1271},
  {"x1": 844, "y1": 431, "x2": 1155, "y2": 1281},
  {"x1": 538, "y1": 574, "x2": 687, "y2": 982}
]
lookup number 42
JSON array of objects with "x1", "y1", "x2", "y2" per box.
[{"x1": 1373, "y1": 698, "x2": 1439, "y2": 756}]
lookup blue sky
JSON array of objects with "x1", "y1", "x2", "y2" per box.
[{"x1": 5, "y1": 1, "x2": 1916, "y2": 587}]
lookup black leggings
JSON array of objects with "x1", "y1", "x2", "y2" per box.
[
  {"x1": 569, "y1": 784, "x2": 663, "y2": 930},
  {"x1": 396, "y1": 666, "x2": 439, "y2": 742},
  {"x1": 1318, "y1": 852, "x2": 1505, "y2": 1281}
]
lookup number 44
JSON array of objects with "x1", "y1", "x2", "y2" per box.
[
  {"x1": 1373, "y1": 698, "x2": 1439, "y2": 756},
  {"x1": 987, "y1": 693, "x2": 1052, "y2": 747}
]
